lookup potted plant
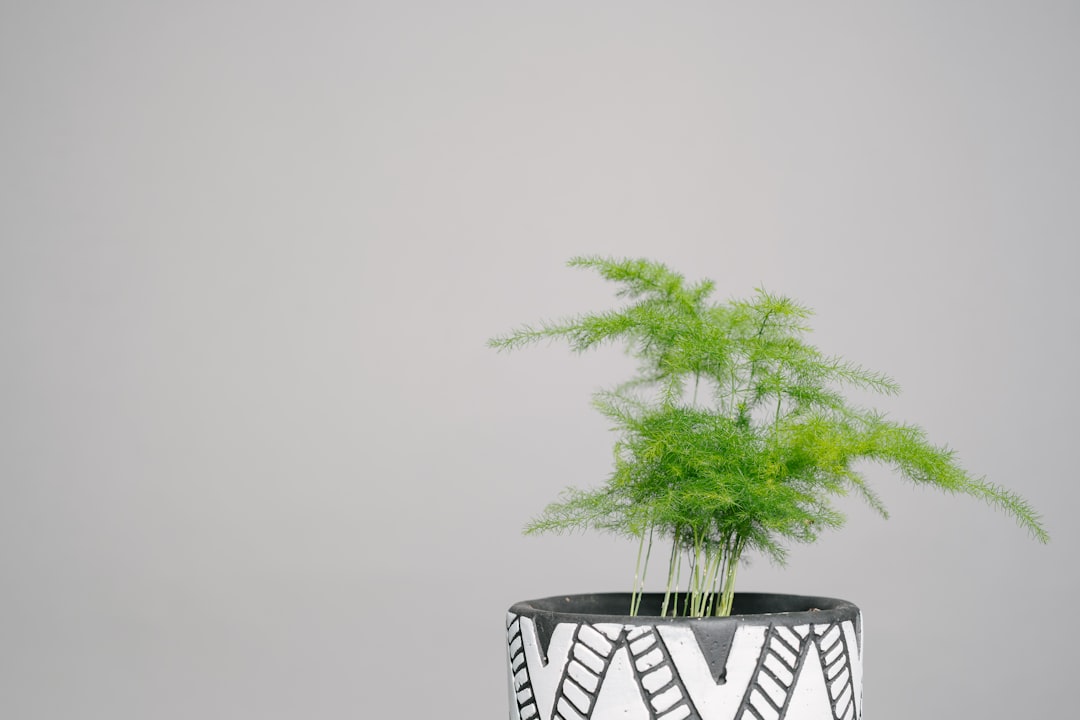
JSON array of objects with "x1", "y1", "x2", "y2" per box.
[{"x1": 490, "y1": 257, "x2": 1047, "y2": 720}]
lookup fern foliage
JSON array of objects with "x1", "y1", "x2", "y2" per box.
[{"x1": 490, "y1": 257, "x2": 1048, "y2": 618}]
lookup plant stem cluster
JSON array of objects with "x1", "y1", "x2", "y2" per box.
[{"x1": 490, "y1": 257, "x2": 1048, "y2": 618}]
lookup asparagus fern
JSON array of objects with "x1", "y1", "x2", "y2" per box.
[{"x1": 490, "y1": 257, "x2": 1048, "y2": 618}]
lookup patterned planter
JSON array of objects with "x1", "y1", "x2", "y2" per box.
[{"x1": 506, "y1": 592, "x2": 862, "y2": 720}]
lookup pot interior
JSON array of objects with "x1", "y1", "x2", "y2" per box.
[{"x1": 518, "y1": 591, "x2": 851, "y2": 619}]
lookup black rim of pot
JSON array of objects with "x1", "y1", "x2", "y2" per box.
[{"x1": 510, "y1": 591, "x2": 859, "y2": 629}]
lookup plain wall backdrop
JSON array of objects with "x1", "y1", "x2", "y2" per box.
[{"x1": 2, "y1": 1, "x2": 1077, "y2": 718}]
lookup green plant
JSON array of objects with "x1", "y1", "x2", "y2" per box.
[{"x1": 490, "y1": 257, "x2": 1048, "y2": 619}]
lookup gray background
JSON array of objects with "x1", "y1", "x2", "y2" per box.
[{"x1": 2, "y1": 1, "x2": 1077, "y2": 718}]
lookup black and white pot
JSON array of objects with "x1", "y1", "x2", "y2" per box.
[{"x1": 506, "y1": 593, "x2": 862, "y2": 720}]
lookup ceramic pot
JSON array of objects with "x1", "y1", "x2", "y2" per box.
[{"x1": 506, "y1": 592, "x2": 862, "y2": 720}]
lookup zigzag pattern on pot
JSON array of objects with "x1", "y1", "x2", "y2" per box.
[
  {"x1": 508, "y1": 614, "x2": 540, "y2": 720},
  {"x1": 506, "y1": 614, "x2": 862, "y2": 720},
  {"x1": 736, "y1": 624, "x2": 812, "y2": 720},
  {"x1": 733, "y1": 622, "x2": 861, "y2": 720},
  {"x1": 812, "y1": 623, "x2": 856, "y2": 720},
  {"x1": 550, "y1": 623, "x2": 625, "y2": 720},
  {"x1": 626, "y1": 625, "x2": 700, "y2": 720}
]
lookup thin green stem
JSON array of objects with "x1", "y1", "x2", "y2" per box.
[
  {"x1": 714, "y1": 537, "x2": 731, "y2": 616},
  {"x1": 728, "y1": 366, "x2": 738, "y2": 416},
  {"x1": 631, "y1": 528, "x2": 647, "y2": 617},
  {"x1": 681, "y1": 542, "x2": 694, "y2": 617},
  {"x1": 631, "y1": 527, "x2": 654, "y2": 617},
  {"x1": 718, "y1": 537, "x2": 745, "y2": 617},
  {"x1": 639, "y1": 528, "x2": 654, "y2": 615},
  {"x1": 661, "y1": 533, "x2": 679, "y2": 618},
  {"x1": 673, "y1": 541, "x2": 683, "y2": 618},
  {"x1": 692, "y1": 534, "x2": 704, "y2": 616},
  {"x1": 701, "y1": 547, "x2": 723, "y2": 617}
]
